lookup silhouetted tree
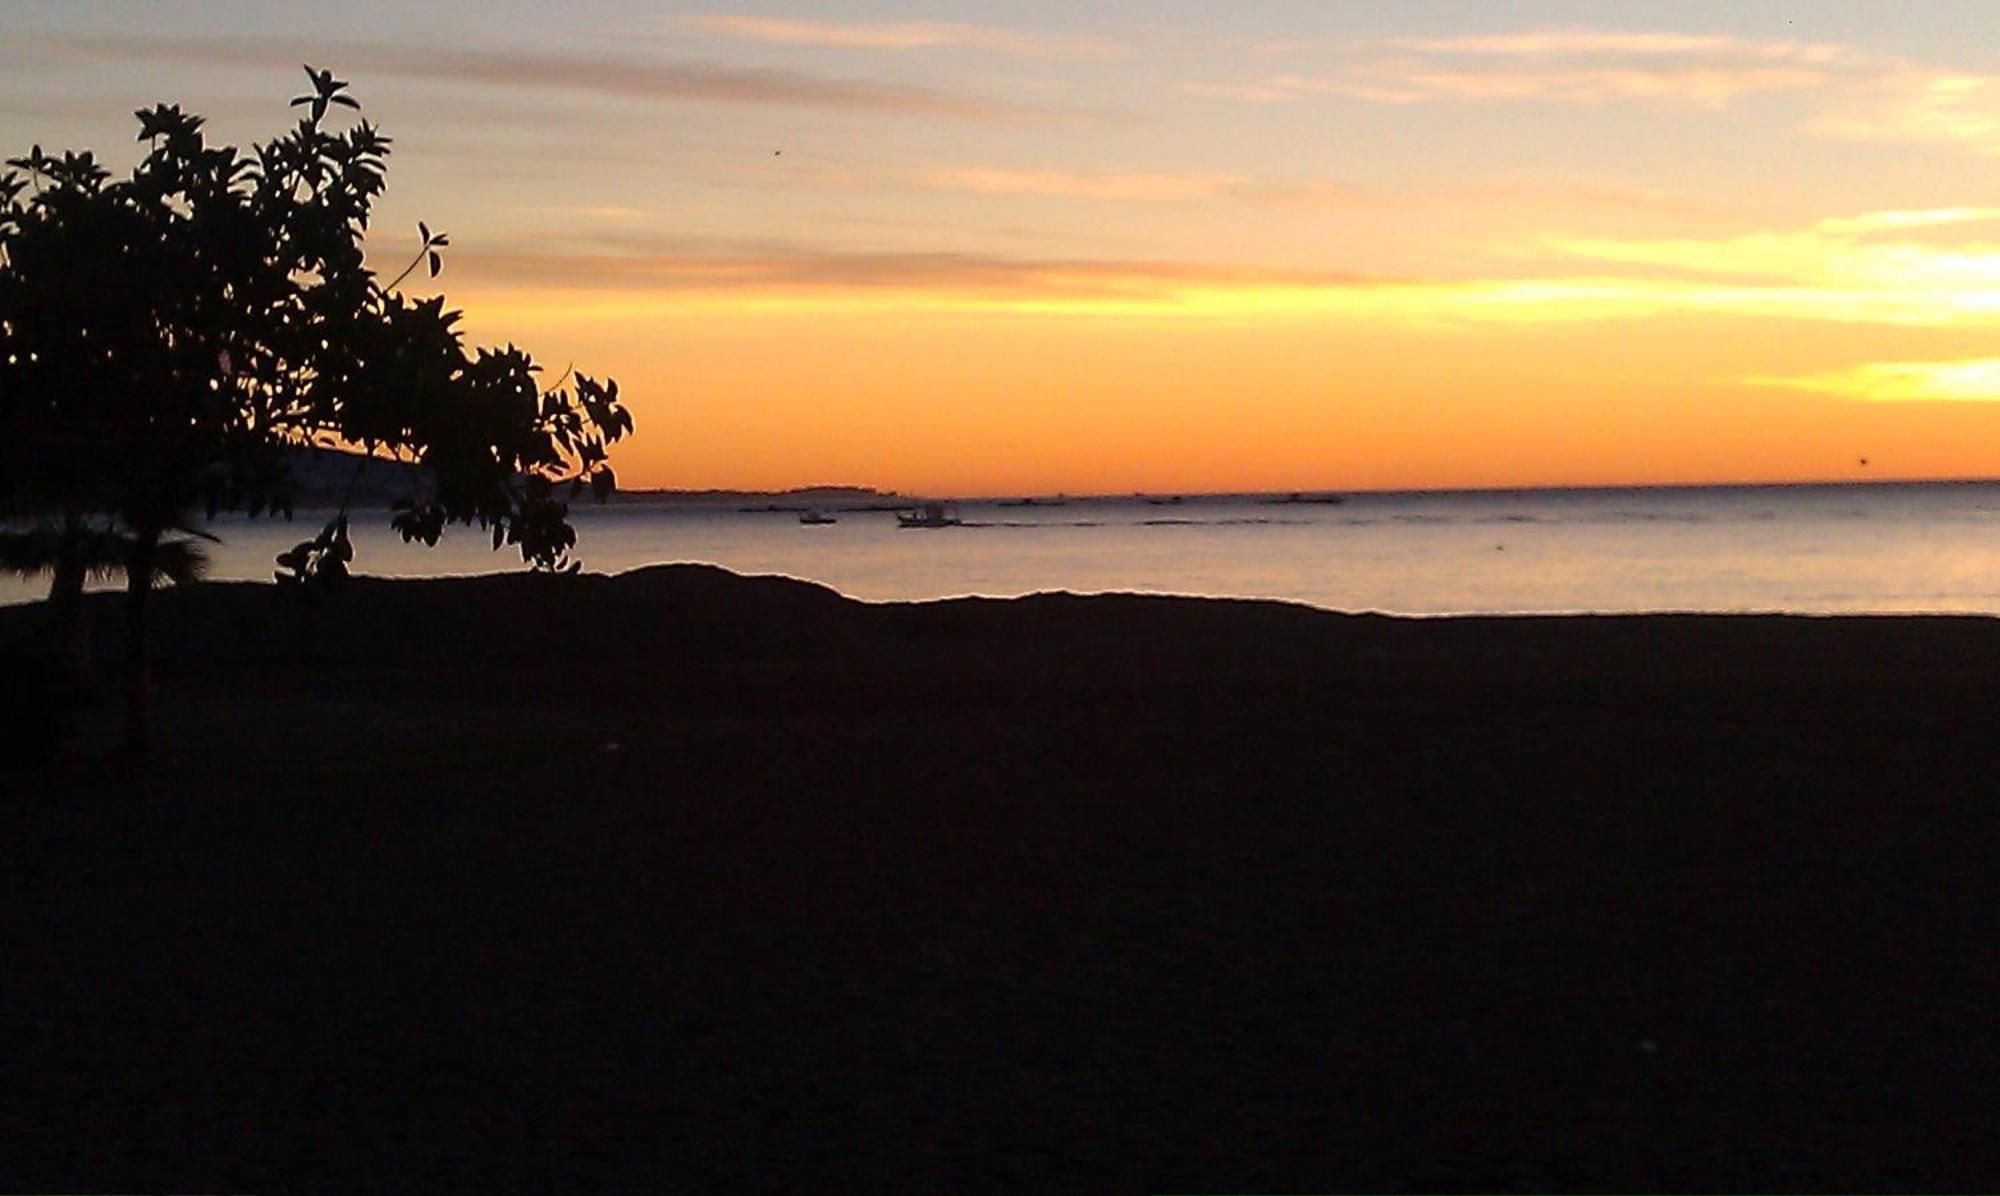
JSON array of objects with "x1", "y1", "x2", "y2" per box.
[{"x1": 0, "y1": 69, "x2": 633, "y2": 751}]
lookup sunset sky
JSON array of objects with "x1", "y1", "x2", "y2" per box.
[{"x1": 11, "y1": 3, "x2": 2000, "y2": 493}]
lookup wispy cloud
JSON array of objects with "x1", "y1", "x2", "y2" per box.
[
  {"x1": 920, "y1": 167, "x2": 1248, "y2": 202},
  {"x1": 432, "y1": 210, "x2": 2000, "y2": 332},
  {"x1": 443, "y1": 250, "x2": 2000, "y2": 329},
  {"x1": 1229, "y1": 180, "x2": 1367, "y2": 208},
  {"x1": 1198, "y1": 31, "x2": 1845, "y2": 111},
  {"x1": 1502, "y1": 208, "x2": 2000, "y2": 331},
  {"x1": 439, "y1": 242, "x2": 1591, "y2": 325},
  {"x1": 1177, "y1": 80, "x2": 1298, "y2": 104},
  {"x1": 669, "y1": 158, "x2": 1362, "y2": 210},
  {"x1": 1190, "y1": 27, "x2": 2000, "y2": 157},
  {"x1": 1391, "y1": 31, "x2": 1849, "y2": 63},
  {"x1": 1814, "y1": 207, "x2": 2000, "y2": 235},
  {"x1": 46, "y1": 34, "x2": 1082, "y2": 123},
  {"x1": 1452, "y1": 179, "x2": 1742, "y2": 224},
  {"x1": 445, "y1": 243, "x2": 1383, "y2": 298},
  {"x1": 1749, "y1": 359, "x2": 2000, "y2": 402},
  {"x1": 914, "y1": 167, "x2": 1360, "y2": 207},
  {"x1": 1343, "y1": 65, "x2": 1827, "y2": 108},
  {"x1": 677, "y1": 13, "x2": 1127, "y2": 61},
  {"x1": 1807, "y1": 68, "x2": 2000, "y2": 155},
  {"x1": 1546, "y1": 208, "x2": 2000, "y2": 285}
]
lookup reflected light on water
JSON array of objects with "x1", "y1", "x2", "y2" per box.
[{"x1": 11, "y1": 483, "x2": 2000, "y2": 616}]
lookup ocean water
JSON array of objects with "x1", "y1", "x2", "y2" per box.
[{"x1": 11, "y1": 482, "x2": 2000, "y2": 616}]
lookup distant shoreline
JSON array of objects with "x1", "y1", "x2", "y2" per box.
[
  {"x1": 609, "y1": 476, "x2": 2000, "y2": 504},
  {"x1": 243, "y1": 446, "x2": 2000, "y2": 508}
]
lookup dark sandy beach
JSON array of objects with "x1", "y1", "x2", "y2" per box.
[{"x1": 3, "y1": 564, "x2": 1997, "y2": 1191}]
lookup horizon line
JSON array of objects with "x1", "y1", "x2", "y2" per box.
[{"x1": 616, "y1": 474, "x2": 2000, "y2": 502}]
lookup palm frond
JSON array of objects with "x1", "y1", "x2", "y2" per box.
[
  {"x1": 0, "y1": 519, "x2": 213, "y2": 587},
  {"x1": 148, "y1": 538, "x2": 211, "y2": 587},
  {"x1": 0, "y1": 527, "x2": 61, "y2": 578},
  {"x1": 0, "y1": 521, "x2": 133, "y2": 579}
]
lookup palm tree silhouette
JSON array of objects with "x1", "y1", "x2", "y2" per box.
[
  {"x1": 113, "y1": 510, "x2": 216, "y2": 752},
  {"x1": 1, "y1": 512, "x2": 211, "y2": 740}
]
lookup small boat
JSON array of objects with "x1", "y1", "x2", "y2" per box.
[
  {"x1": 897, "y1": 501, "x2": 962, "y2": 529},
  {"x1": 798, "y1": 508, "x2": 837, "y2": 525}
]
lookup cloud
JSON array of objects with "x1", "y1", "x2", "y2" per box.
[
  {"x1": 1391, "y1": 31, "x2": 1848, "y2": 63},
  {"x1": 919, "y1": 167, "x2": 1248, "y2": 202},
  {"x1": 1452, "y1": 179, "x2": 1741, "y2": 224},
  {"x1": 426, "y1": 217, "x2": 2000, "y2": 332},
  {"x1": 1512, "y1": 208, "x2": 2000, "y2": 330},
  {"x1": 1814, "y1": 207, "x2": 2000, "y2": 235},
  {"x1": 685, "y1": 159, "x2": 1361, "y2": 209},
  {"x1": 1350, "y1": 65, "x2": 1829, "y2": 108},
  {"x1": 1177, "y1": 80, "x2": 1299, "y2": 104},
  {"x1": 441, "y1": 248, "x2": 2000, "y2": 328},
  {"x1": 443, "y1": 243, "x2": 1384, "y2": 299},
  {"x1": 1807, "y1": 69, "x2": 2000, "y2": 155},
  {"x1": 1201, "y1": 33, "x2": 1842, "y2": 111},
  {"x1": 1190, "y1": 26, "x2": 2000, "y2": 158},
  {"x1": 1546, "y1": 208, "x2": 2000, "y2": 287},
  {"x1": 677, "y1": 14, "x2": 1127, "y2": 61},
  {"x1": 913, "y1": 167, "x2": 1360, "y2": 207},
  {"x1": 46, "y1": 34, "x2": 1080, "y2": 123},
  {"x1": 1228, "y1": 180, "x2": 1366, "y2": 208},
  {"x1": 1748, "y1": 359, "x2": 2000, "y2": 402}
]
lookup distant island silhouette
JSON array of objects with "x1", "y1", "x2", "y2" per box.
[
  {"x1": 617, "y1": 484, "x2": 899, "y2": 504},
  {"x1": 276, "y1": 450, "x2": 907, "y2": 511}
]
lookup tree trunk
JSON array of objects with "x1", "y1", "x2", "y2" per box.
[
  {"x1": 45, "y1": 517, "x2": 92, "y2": 693},
  {"x1": 122, "y1": 528, "x2": 159, "y2": 756}
]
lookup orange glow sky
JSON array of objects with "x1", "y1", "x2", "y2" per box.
[{"x1": 12, "y1": 3, "x2": 2000, "y2": 493}]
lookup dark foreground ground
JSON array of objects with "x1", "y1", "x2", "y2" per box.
[{"x1": 3, "y1": 565, "x2": 1998, "y2": 1192}]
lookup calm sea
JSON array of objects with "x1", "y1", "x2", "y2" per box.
[{"x1": 11, "y1": 482, "x2": 2000, "y2": 616}]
